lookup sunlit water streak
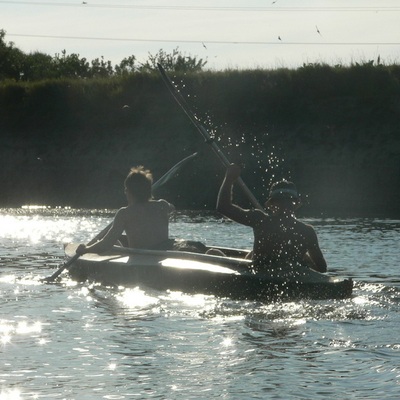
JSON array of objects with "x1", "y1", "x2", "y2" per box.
[{"x1": 0, "y1": 209, "x2": 399, "y2": 399}]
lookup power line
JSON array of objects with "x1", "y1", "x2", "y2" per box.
[
  {"x1": 7, "y1": 33, "x2": 400, "y2": 46},
  {"x1": 1, "y1": 1, "x2": 400, "y2": 12}
]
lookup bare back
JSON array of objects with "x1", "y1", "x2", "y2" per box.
[
  {"x1": 251, "y1": 212, "x2": 315, "y2": 264},
  {"x1": 219, "y1": 206, "x2": 326, "y2": 272},
  {"x1": 101, "y1": 199, "x2": 173, "y2": 250}
]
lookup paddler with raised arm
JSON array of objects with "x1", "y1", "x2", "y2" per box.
[{"x1": 216, "y1": 164, "x2": 327, "y2": 273}]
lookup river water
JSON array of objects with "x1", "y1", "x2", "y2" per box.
[{"x1": 0, "y1": 208, "x2": 399, "y2": 399}]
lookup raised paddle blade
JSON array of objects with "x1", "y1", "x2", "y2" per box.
[
  {"x1": 157, "y1": 63, "x2": 263, "y2": 211},
  {"x1": 41, "y1": 253, "x2": 80, "y2": 283},
  {"x1": 153, "y1": 152, "x2": 197, "y2": 192}
]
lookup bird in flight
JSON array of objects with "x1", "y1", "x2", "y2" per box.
[{"x1": 316, "y1": 25, "x2": 322, "y2": 36}]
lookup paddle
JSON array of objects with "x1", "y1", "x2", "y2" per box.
[
  {"x1": 41, "y1": 152, "x2": 197, "y2": 283},
  {"x1": 152, "y1": 152, "x2": 198, "y2": 193},
  {"x1": 157, "y1": 63, "x2": 263, "y2": 211},
  {"x1": 41, "y1": 253, "x2": 80, "y2": 283}
]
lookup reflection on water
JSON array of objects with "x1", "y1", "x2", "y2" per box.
[
  {"x1": 0, "y1": 389, "x2": 23, "y2": 400},
  {"x1": 1, "y1": 209, "x2": 400, "y2": 399}
]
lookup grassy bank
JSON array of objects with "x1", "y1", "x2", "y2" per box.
[{"x1": 1, "y1": 63, "x2": 399, "y2": 216}]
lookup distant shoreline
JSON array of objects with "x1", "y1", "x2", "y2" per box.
[{"x1": 1, "y1": 65, "x2": 399, "y2": 216}]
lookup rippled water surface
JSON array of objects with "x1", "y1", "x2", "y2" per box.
[{"x1": 1, "y1": 208, "x2": 399, "y2": 399}]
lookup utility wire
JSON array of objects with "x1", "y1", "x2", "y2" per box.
[
  {"x1": 1, "y1": 1, "x2": 400, "y2": 12},
  {"x1": 7, "y1": 33, "x2": 400, "y2": 46}
]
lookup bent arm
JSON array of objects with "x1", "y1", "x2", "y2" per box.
[
  {"x1": 76, "y1": 209, "x2": 126, "y2": 255},
  {"x1": 216, "y1": 164, "x2": 253, "y2": 226},
  {"x1": 306, "y1": 227, "x2": 327, "y2": 273}
]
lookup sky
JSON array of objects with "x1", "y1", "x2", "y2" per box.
[{"x1": 1, "y1": 0, "x2": 400, "y2": 71}]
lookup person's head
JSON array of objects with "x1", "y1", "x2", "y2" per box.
[
  {"x1": 265, "y1": 180, "x2": 300, "y2": 213},
  {"x1": 124, "y1": 166, "x2": 153, "y2": 203}
]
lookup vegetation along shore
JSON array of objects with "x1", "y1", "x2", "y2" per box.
[{"x1": 1, "y1": 30, "x2": 399, "y2": 217}]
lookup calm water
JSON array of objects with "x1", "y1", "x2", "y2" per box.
[{"x1": 0, "y1": 208, "x2": 399, "y2": 400}]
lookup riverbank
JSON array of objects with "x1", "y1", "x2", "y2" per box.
[{"x1": 1, "y1": 63, "x2": 399, "y2": 216}]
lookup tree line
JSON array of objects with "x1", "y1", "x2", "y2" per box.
[
  {"x1": 1, "y1": 27, "x2": 400, "y2": 215},
  {"x1": 0, "y1": 29, "x2": 207, "y2": 81}
]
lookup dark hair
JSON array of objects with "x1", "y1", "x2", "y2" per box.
[
  {"x1": 268, "y1": 180, "x2": 299, "y2": 200},
  {"x1": 124, "y1": 166, "x2": 153, "y2": 202},
  {"x1": 267, "y1": 180, "x2": 300, "y2": 211}
]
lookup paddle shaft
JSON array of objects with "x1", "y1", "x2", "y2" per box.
[
  {"x1": 157, "y1": 64, "x2": 263, "y2": 211},
  {"x1": 41, "y1": 253, "x2": 80, "y2": 282}
]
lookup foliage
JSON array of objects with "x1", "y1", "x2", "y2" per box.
[
  {"x1": 0, "y1": 29, "x2": 24, "y2": 80},
  {"x1": 21, "y1": 52, "x2": 54, "y2": 80},
  {"x1": 115, "y1": 55, "x2": 137, "y2": 76},
  {"x1": 1, "y1": 30, "x2": 400, "y2": 214},
  {"x1": 0, "y1": 30, "x2": 207, "y2": 81},
  {"x1": 138, "y1": 47, "x2": 207, "y2": 73}
]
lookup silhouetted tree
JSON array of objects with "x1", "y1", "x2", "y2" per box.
[
  {"x1": 115, "y1": 55, "x2": 137, "y2": 75},
  {"x1": 0, "y1": 29, "x2": 24, "y2": 80},
  {"x1": 0, "y1": 30, "x2": 206, "y2": 81},
  {"x1": 89, "y1": 56, "x2": 114, "y2": 78},
  {"x1": 52, "y1": 50, "x2": 91, "y2": 78},
  {"x1": 139, "y1": 47, "x2": 207, "y2": 73},
  {"x1": 20, "y1": 51, "x2": 54, "y2": 81}
]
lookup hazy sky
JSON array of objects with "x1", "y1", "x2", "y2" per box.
[{"x1": 2, "y1": 0, "x2": 400, "y2": 70}]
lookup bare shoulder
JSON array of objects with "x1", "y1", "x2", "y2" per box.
[
  {"x1": 148, "y1": 199, "x2": 175, "y2": 213},
  {"x1": 150, "y1": 199, "x2": 169, "y2": 205},
  {"x1": 150, "y1": 198, "x2": 173, "y2": 207},
  {"x1": 241, "y1": 208, "x2": 268, "y2": 226},
  {"x1": 116, "y1": 206, "x2": 129, "y2": 215},
  {"x1": 114, "y1": 206, "x2": 129, "y2": 220},
  {"x1": 298, "y1": 220, "x2": 318, "y2": 239}
]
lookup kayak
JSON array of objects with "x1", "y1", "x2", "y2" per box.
[{"x1": 64, "y1": 243, "x2": 353, "y2": 302}]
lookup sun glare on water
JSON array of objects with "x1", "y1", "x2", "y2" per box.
[
  {"x1": 0, "y1": 214, "x2": 78, "y2": 244},
  {"x1": 0, "y1": 320, "x2": 43, "y2": 348},
  {"x1": 162, "y1": 291, "x2": 211, "y2": 307},
  {"x1": 0, "y1": 388, "x2": 23, "y2": 400},
  {"x1": 15, "y1": 321, "x2": 42, "y2": 335},
  {"x1": 116, "y1": 287, "x2": 159, "y2": 308}
]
